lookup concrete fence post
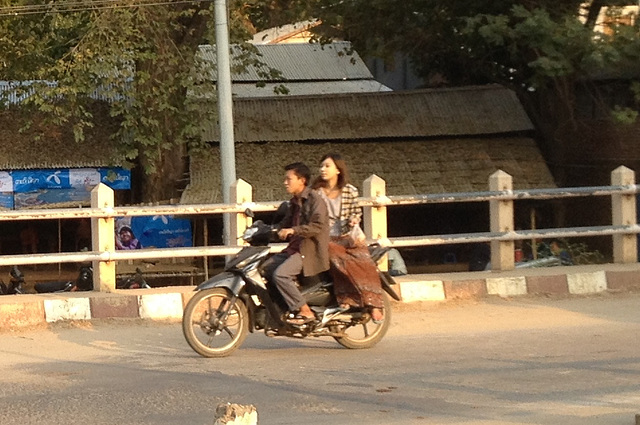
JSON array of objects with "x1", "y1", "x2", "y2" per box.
[
  {"x1": 611, "y1": 166, "x2": 637, "y2": 263},
  {"x1": 91, "y1": 183, "x2": 116, "y2": 292},
  {"x1": 489, "y1": 170, "x2": 514, "y2": 271},
  {"x1": 230, "y1": 179, "x2": 253, "y2": 245},
  {"x1": 363, "y1": 174, "x2": 388, "y2": 271}
]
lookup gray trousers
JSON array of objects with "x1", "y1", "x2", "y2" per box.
[{"x1": 262, "y1": 252, "x2": 305, "y2": 311}]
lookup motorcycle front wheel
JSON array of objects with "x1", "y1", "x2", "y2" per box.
[
  {"x1": 182, "y1": 288, "x2": 249, "y2": 358},
  {"x1": 333, "y1": 293, "x2": 392, "y2": 349}
]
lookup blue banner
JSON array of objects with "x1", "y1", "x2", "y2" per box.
[
  {"x1": 100, "y1": 168, "x2": 131, "y2": 190},
  {"x1": 12, "y1": 170, "x2": 70, "y2": 192},
  {"x1": 116, "y1": 215, "x2": 192, "y2": 249},
  {"x1": 0, "y1": 192, "x2": 13, "y2": 209},
  {"x1": 11, "y1": 167, "x2": 131, "y2": 193}
]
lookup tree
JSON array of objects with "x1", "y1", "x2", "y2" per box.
[
  {"x1": 0, "y1": 0, "x2": 251, "y2": 202},
  {"x1": 248, "y1": 0, "x2": 639, "y2": 185},
  {"x1": 2, "y1": 1, "x2": 638, "y2": 199}
]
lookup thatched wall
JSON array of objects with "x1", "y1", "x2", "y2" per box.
[{"x1": 181, "y1": 137, "x2": 555, "y2": 203}]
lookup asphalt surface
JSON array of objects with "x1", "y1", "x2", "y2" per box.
[{"x1": 1, "y1": 293, "x2": 640, "y2": 425}]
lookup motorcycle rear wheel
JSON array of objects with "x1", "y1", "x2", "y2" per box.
[
  {"x1": 182, "y1": 288, "x2": 249, "y2": 358},
  {"x1": 333, "y1": 293, "x2": 392, "y2": 349}
]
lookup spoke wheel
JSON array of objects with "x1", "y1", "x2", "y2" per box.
[
  {"x1": 182, "y1": 288, "x2": 249, "y2": 358},
  {"x1": 333, "y1": 293, "x2": 392, "y2": 349}
]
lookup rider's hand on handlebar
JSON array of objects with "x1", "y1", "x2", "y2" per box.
[{"x1": 278, "y1": 228, "x2": 294, "y2": 240}]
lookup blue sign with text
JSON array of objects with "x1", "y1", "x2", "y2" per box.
[
  {"x1": 11, "y1": 167, "x2": 131, "y2": 193},
  {"x1": 0, "y1": 192, "x2": 13, "y2": 209},
  {"x1": 117, "y1": 215, "x2": 193, "y2": 249},
  {"x1": 12, "y1": 170, "x2": 70, "y2": 192}
]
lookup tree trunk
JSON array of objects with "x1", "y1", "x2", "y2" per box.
[
  {"x1": 584, "y1": 0, "x2": 604, "y2": 30},
  {"x1": 131, "y1": 3, "x2": 208, "y2": 204},
  {"x1": 138, "y1": 143, "x2": 186, "y2": 203}
]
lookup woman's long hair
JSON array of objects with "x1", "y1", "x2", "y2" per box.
[{"x1": 312, "y1": 153, "x2": 351, "y2": 190}]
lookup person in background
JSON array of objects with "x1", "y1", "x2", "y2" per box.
[
  {"x1": 550, "y1": 239, "x2": 573, "y2": 265},
  {"x1": 116, "y1": 226, "x2": 142, "y2": 250},
  {"x1": 312, "y1": 153, "x2": 385, "y2": 323},
  {"x1": 261, "y1": 162, "x2": 330, "y2": 326}
]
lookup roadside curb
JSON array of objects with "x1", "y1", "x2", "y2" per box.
[
  {"x1": 394, "y1": 263, "x2": 640, "y2": 302},
  {"x1": 2, "y1": 263, "x2": 640, "y2": 330}
]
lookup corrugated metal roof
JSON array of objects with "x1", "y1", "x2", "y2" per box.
[
  {"x1": 228, "y1": 80, "x2": 391, "y2": 97},
  {"x1": 198, "y1": 41, "x2": 374, "y2": 81},
  {"x1": 180, "y1": 137, "x2": 556, "y2": 204},
  {"x1": 202, "y1": 85, "x2": 534, "y2": 142}
]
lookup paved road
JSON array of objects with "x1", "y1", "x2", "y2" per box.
[{"x1": 2, "y1": 293, "x2": 640, "y2": 425}]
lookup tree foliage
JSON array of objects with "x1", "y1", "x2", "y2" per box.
[
  {"x1": 251, "y1": 0, "x2": 639, "y2": 112},
  {"x1": 1, "y1": 0, "x2": 639, "y2": 201},
  {"x1": 1, "y1": 1, "x2": 239, "y2": 202},
  {"x1": 245, "y1": 0, "x2": 640, "y2": 188}
]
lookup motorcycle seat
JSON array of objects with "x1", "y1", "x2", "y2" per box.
[{"x1": 298, "y1": 270, "x2": 332, "y2": 289}]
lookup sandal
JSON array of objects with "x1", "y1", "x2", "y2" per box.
[{"x1": 284, "y1": 312, "x2": 315, "y2": 326}]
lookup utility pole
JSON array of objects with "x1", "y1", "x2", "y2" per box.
[{"x1": 214, "y1": 0, "x2": 236, "y2": 246}]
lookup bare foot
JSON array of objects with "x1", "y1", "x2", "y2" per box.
[
  {"x1": 298, "y1": 304, "x2": 314, "y2": 319},
  {"x1": 371, "y1": 308, "x2": 384, "y2": 323}
]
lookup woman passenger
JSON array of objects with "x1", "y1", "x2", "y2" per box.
[{"x1": 312, "y1": 153, "x2": 384, "y2": 323}]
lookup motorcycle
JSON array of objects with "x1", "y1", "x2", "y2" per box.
[
  {"x1": 32, "y1": 265, "x2": 149, "y2": 292},
  {"x1": 117, "y1": 267, "x2": 150, "y2": 289},
  {"x1": 33, "y1": 264, "x2": 93, "y2": 293},
  {"x1": 0, "y1": 266, "x2": 25, "y2": 295},
  {"x1": 182, "y1": 211, "x2": 400, "y2": 358}
]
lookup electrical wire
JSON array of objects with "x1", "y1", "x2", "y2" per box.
[{"x1": 0, "y1": 0, "x2": 213, "y2": 17}]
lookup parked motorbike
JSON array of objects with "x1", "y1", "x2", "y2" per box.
[
  {"x1": 182, "y1": 212, "x2": 400, "y2": 358},
  {"x1": 117, "y1": 268, "x2": 150, "y2": 289},
  {"x1": 33, "y1": 264, "x2": 93, "y2": 293},
  {"x1": 0, "y1": 266, "x2": 25, "y2": 295}
]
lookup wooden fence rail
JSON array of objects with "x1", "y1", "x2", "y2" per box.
[{"x1": 0, "y1": 167, "x2": 636, "y2": 291}]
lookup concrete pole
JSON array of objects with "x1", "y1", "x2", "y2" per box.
[
  {"x1": 230, "y1": 179, "x2": 252, "y2": 245},
  {"x1": 611, "y1": 166, "x2": 637, "y2": 263},
  {"x1": 363, "y1": 174, "x2": 388, "y2": 271},
  {"x1": 489, "y1": 170, "x2": 515, "y2": 271},
  {"x1": 90, "y1": 183, "x2": 116, "y2": 292},
  {"x1": 215, "y1": 0, "x2": 237, "y2": 246}
]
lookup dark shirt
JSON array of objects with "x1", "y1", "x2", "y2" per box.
[
  {"x1": 284, "y1": 198, "x2": 302, "y2": 255},
  {"x1": 280, "y1": 186, "x2": 330, "y2": 276}
]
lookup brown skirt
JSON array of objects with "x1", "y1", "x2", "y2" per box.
[{"x1": 328, "y1": 240, "x2": 384, "y2": 309}]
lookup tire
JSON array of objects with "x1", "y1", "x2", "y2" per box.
[
  {"x1": 333, "y1": 293, "x2": 392, "y2": 349},
  {"x1": 182, "y1": 288, "x2": 249, "y2": 358}
]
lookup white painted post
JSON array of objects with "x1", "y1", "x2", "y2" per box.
[
  {"x1": 91, "y1": 183, "x2": 116, "y2": 292},
  {"x1": 363, "y1": 174, "x2": 388, "y2": 271},
  {"x1": 489, "y1": 170, "x2": 514, "y2": 271},
  {"x1": 611, "y1": 166, "x2": 637, "y2": 263},
  {"x1": 230, "y1": 179, "x2": 253, "y2": 245}
]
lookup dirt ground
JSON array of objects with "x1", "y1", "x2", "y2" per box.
[{"x1": 2, "y1": 292, "x2": 640, "y2": 425}]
